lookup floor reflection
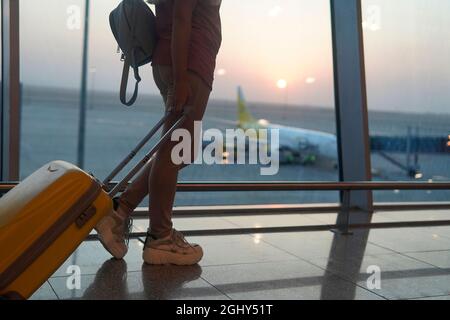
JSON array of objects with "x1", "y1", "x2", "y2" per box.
[
  {"x1": 141, "y1": 264, "x2": 203, "y2": 299},
  {"x1": 83, "y1": 259, "x2": 129, "y2": 300},
  {"x1": 82, "y1": 259, "x2": 204, "y2": 300},
  {"x1": 320, "y1": 209, "x2": 373, "y2": 299},
  {"x1": 74, "y1": 207, "x2": 450, "y2": 300}
]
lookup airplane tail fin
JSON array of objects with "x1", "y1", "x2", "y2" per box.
[{"x1": 237, "y1": 86, "x2": 255, "y2": 127}]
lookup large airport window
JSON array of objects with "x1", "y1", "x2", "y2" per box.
[
  {"x1": 19, "y1": 0, "x2": 339, "y2": 206},
  {"x1": 20, "y1": 0, "x2": 83, "y2": 176},
  {"x1": 362, "y1": 0, "x2": 450, "y2": 202}
]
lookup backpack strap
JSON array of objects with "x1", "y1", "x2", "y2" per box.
[{"x1": 120, "y1": 48, "x2": 141, "y2": 107}]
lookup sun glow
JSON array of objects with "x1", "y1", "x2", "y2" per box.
[{"x1": 276, "y1": 79, "x2": 288, "y2": 89}]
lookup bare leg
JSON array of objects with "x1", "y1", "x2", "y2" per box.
[
  {"x1": 118, "y1": 150, "x2": 190, "y2": 215},
  {"x1": 148, "y1": 66, "x2": 211, "y2": 239},
  {"x1": 117, "y1": 157, "x2": 154, "y2": 216},
  {"x1": 115, "y1": 66, "x2": 210, "y2": 226}
]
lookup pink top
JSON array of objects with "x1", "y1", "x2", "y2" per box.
[{"x1": 151, "y1": 0, "x2": 222, "y2": 89}]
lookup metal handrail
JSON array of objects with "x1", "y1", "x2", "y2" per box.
[
  {"x1": 165, "y1": 181, "x2": 450, "y2": 191},
  {"x1": 2, "y1": 180, "x2": 449, "y2": 238},
  {"x1": 2, "y1": 180, "x2": 450, "y2": 193},
  {"x1": 133, "y1": 203, "x2": 343, "y2": 218},
  {"x1": 131, "y1": 202, "x2": 450, "y2": 219},
  {"x1": 86, "y1": 220, "x2": 450, "y2": 241}
]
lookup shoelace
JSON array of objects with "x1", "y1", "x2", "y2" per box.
[
  {"x1": 143, "y1": 229, "x2": 193, "y2": 250},
  {"x1": 124, "y1": 217, "x2": 133, "y2": 247},
  {"x1": 111, "y1": 216, "x2": 133, "y2": 247},
  {"x1": 173, "y1": 229, "x2": 194, "y2": 248},
  {"x1": 111, "y1": 197, "x2": 133, "y2": 247}
]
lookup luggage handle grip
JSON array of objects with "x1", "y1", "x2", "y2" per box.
[{"x1": 107, "y1": 106, "x2": 192, "y2": 198}]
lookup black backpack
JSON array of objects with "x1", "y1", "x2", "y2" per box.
[{"x1": 110, "y1": 0, "x2": 157, "y2": 106}]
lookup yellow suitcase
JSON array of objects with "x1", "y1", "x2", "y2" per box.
[
  {"x1": 0, "y1": 161, "x2": 112, "y2": 299},
  {"x1": 0, "y1": 110, "x2": 188, "y2": 300}
]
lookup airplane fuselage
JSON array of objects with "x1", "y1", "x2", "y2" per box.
[{"x1": 239, "y1": 119, "x2": 338, "y2": 162}]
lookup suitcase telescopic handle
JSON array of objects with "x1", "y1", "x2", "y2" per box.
[
  {"x1": 107, "y1": 106, "x2": 192, "y2": 198},
  {"x1": 102, "y1": 111, "x2": 171, "y2": 187}
]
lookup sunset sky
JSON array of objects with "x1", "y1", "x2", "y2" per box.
[{"x1": 19, "y1": 0, "x2": 450, "y2": 114}]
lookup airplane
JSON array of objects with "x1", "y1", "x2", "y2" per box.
[
  {"x1": 235, "y1": 86, "x2": 337, "y2": 165},
  {"x1": 213, "y1": 86, "x2": 449, "y2": 178}
]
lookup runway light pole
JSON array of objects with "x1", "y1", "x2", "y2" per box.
[{"x1": 77, "y1": 0, "x2": 90, "y2": 169}]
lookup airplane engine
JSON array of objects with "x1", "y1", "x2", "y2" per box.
[{"x1": 278, "y1": 146, "x2": 317, "y2": 165}]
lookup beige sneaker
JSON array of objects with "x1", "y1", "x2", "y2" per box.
[
  {"x1": 143, "y1": 229, "x2": 203, "y2": 266},
  {"x1": 95, "y1": 204, "x2": 132, "y2": 260}
]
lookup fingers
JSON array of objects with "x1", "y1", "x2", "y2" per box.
[
  {"x1": 175, "y1": 99, "x2": 185, "y2": 113},
  {"x1": 172, "y1": 83, "x2": 191, "y2": 114}
]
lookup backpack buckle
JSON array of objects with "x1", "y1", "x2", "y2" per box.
[{"x1": 120, "y1": 53, "x2": 125, "y2": 62}]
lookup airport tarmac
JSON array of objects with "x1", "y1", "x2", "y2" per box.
[{"x1": 19, "y1": 88, "x2": 450, "y2": 206}]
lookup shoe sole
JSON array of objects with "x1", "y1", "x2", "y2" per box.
[{"x1": 143, "y1": 247, "x2": 203, "y2": 266}]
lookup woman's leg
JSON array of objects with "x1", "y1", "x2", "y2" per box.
[
  {"x1": 95, "y1": 66, "x2": 170, "y2": 259},
  {"x1": 97, "y1": 65, "x2": 210, "y2": 262},
  {"x1": 116, "y1": 65, "x2": 171, "y2": 216},
  {"x1": 119, "y1": 65, "x2": 203, "y2": 216},
  {"x1": 148, "y1": 65, "x2": 211, "y2": 239}
]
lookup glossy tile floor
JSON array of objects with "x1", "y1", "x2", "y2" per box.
[{"x1": 31, "y1": 209, "x2": 450, "y2": 300}]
